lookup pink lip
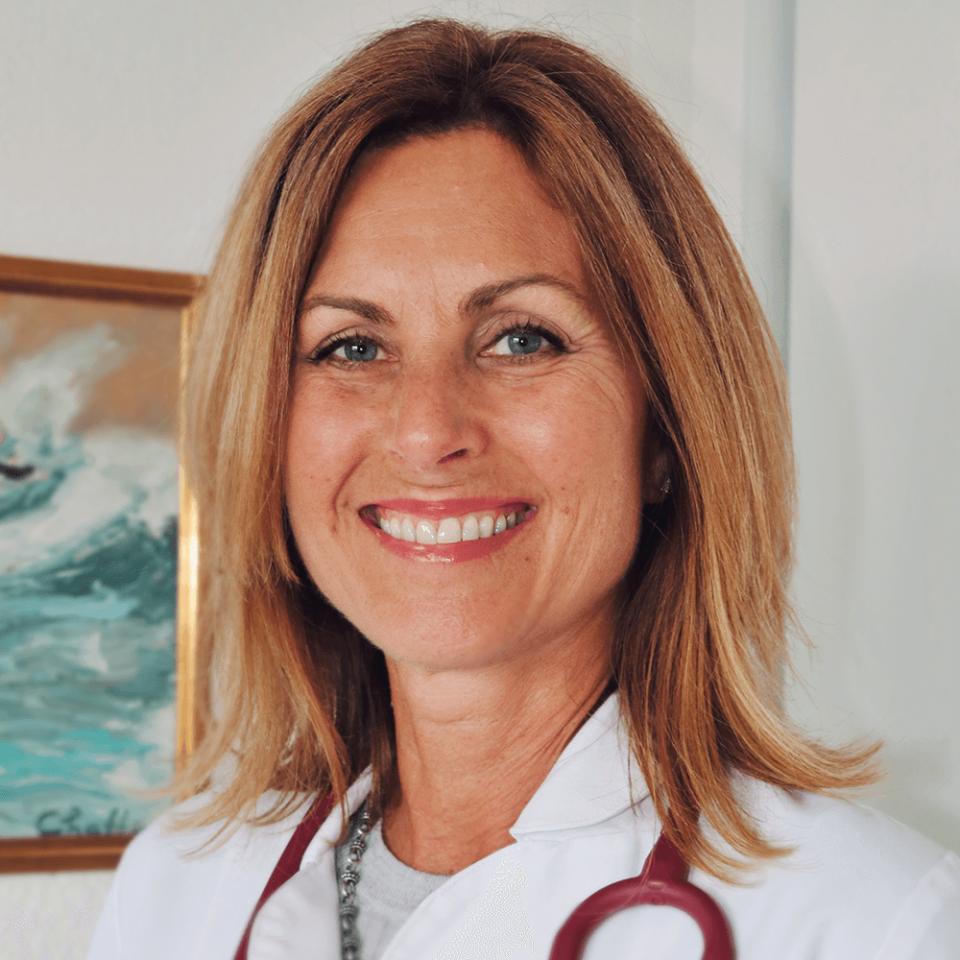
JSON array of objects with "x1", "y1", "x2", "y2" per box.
[
  {"x1": 368, "y1": 497, "x2": 531, "y2": 519},
  {"x1": 359, "y1": 505, "x2": 537, "y2": 564}
]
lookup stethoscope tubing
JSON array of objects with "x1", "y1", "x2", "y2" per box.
[{"x1": 548, "y1": 832, "x2": 735, "y2": 960}]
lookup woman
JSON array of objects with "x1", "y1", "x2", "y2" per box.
[{"x1": 88, "y1": 17, "x2": 959, "y2": 960}]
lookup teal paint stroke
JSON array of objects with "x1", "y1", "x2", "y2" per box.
[{"x1": 0, "y1": 324, "x2": 179, "y2": 837}]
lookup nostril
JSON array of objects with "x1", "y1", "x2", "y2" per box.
[{"x1": 438, "y1": 448, "x2": 469, "y2": 464}]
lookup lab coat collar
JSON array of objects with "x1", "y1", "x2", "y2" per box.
[{"x1": 507, "y1": 689, "x2": 650, "y2": 837}]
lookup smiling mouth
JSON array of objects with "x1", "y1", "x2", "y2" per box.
[{"x1": 359, "y1": 503, "x2": 536, "y2": 545}]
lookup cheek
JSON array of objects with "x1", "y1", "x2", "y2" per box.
[
  {"x1": 505, "y1": 368, "x2": 644, "y2": 515},
  {"x1": 283, "y1": 384, "x2": 369, "y2": 532}
]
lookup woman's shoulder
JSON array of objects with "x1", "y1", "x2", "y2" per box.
[
  {"x1": 709, "y1": 774, "x2": 960, "y2": 956},
  {"x1": 734, "y1": 774, "x2": 956, "y2": 879},
  {"x1": 120, "y1": 788, "x2": 310, "y2": 870},
  {"x1": 87, "y1": 790, "x2": 314, "y2": 960}
]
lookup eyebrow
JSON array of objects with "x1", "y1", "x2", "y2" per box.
[{"x1": 297, "y1": 273, "x2": 587, "y2": 325}]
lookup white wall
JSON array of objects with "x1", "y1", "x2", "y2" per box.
[
  {"x1": 0, "y1": 0, "x2": 697, "y2": 275},
  {"x1": 785, "y1": 0, "x2": 960, "y2": 850},
  {"x1": 1, "y1": 0, "x2": 956, "y2": 956},
  {"x1": 0, "y1": 872, "x2": 114, "y2": 960}
]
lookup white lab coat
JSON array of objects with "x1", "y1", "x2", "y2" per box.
[{"x1": 87, "y1": 692, "x2": 960, "y2": 959}]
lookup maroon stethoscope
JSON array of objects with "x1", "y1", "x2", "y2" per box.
[{"x1": 234, "y1": 794, "x2": 735, "y2": 960}]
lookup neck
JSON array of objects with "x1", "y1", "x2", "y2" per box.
[{"x1": 380, "y1": 640, "x2": 613, "y2": 875}]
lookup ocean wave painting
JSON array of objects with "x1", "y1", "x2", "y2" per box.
[{"x1": 0, "y1": 291, "x2": 181, "y2": 839}]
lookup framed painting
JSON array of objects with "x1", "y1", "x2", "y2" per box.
[{"x1": 0, "y1": 254, "x2": 204, "y2": 872}]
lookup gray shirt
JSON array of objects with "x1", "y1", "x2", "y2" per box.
[{"x1": 335, "y1": 808, "x2": 450, "y2": 958}]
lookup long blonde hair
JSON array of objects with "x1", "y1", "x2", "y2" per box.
[{"x1": 176, "y1": 16, "x2": 881, "y2": 880}]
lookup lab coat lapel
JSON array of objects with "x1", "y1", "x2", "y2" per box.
[
  {"x1": 166, "y1": 792, "x2": 319, "y2": 960},
  {"x1": 245, "y1": 771, "x2": 373, "y2": 960},
  {"x1": 509, "y1": 690, "x2": 650, "y2": 838}
]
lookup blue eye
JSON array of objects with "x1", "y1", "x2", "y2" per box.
[
  {"x1": 492, "y1": 329, "x2": 544, "y2": 356},
  {"x1": 336, "y1": 338, "x2": 378, "y2": 362},
  {"x1": 494, "y1": 320, "x2": 568, "y2": 363},
  {"x1": 309, "y1": 336, "x2": 379, "y2": 365}
]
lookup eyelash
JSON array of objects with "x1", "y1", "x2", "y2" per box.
[{"x1": 305, "y1": 319, "x2": 568, "y2": 368}]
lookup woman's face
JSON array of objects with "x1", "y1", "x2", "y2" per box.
[{"x1": 285, "y1": 127, "x2": 657, "y2": 673}]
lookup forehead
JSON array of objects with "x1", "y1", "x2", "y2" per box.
[{"x1": 308, "y1": 127, "x2": 588, "y2": 295}]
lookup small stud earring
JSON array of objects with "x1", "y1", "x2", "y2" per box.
[{"x1": 659, "y1": 476, "x2": 672, "y2": 496}]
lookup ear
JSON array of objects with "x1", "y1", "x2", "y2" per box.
[{"x1": 640, "y1": 418, "x2": 673, "y2": 505}]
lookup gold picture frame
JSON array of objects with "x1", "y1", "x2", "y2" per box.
[{"x1": 0, "y1": 254, "x2": 204, "y2": 872}]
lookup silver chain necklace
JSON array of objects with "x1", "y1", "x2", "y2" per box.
[{"x1": 338, "y1": 799, "x2": 374, "y2": 960}]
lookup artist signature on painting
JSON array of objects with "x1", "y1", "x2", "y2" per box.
[{"x1": 35, "y1": 807, "x2": 141, "y2": 836}]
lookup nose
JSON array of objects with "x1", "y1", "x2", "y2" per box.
[{"x1": 387, "y1": 357, "x2": 487, "y2": 473}]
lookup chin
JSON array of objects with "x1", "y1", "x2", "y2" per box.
[{"x1": 369, "y1": 626, "x2": 519, "y2": 673}]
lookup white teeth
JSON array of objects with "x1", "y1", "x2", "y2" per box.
[
  {"x1": 415, "y1": 519, "x2": 437, "y2": 544},
  {"x1": 373, "y1": 506, "x2": 533, "y2": 544},
  {"x1": 437, "y1": 517, "x2": 461, "y2": 543}
]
